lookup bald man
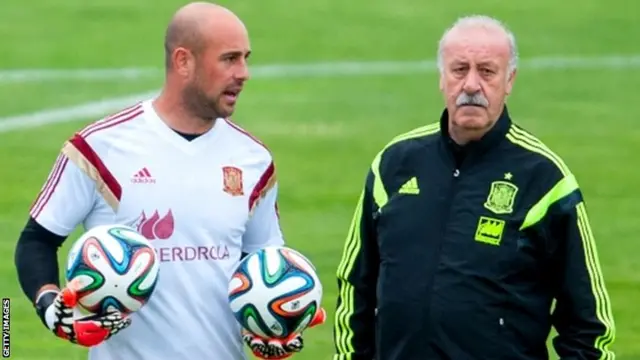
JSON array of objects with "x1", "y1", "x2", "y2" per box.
[
  {"x1": 333, "y1": 15, "x2": 615, "y2": 360},
  {"x1": 15, "y1": 2, "x2": 323, "y2": 359},
  {"x1": 155, "y1": 2, "x2": 250, "y2": 134}
]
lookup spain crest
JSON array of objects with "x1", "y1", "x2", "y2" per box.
[
  {"x1": 484, "y1": 180, "x2": 518, "y2": 215},
  {"x1": 222, "y1": 166, "x2": 244, "y2": 196}
]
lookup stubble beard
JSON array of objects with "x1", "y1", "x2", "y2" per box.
[{"x1": 182, "y1": 78, "x2": 227, "y2": 124}]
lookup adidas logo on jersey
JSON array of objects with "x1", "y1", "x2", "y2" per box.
[
  {"x1": 131, "y1": 167, "x2": 156, "y2": 184},
  {"x1": 399, "y1": 176, "x2": 420, "y2": 195}
]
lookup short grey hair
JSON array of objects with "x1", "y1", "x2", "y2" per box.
[{"x1": 437, "y1": 15, "x2": 519, "y2": 74}]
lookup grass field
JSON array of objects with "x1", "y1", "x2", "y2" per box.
[{"x1": 1, "y1": 0, "x2": 639, "y2": 359}]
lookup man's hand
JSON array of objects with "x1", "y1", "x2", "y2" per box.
[
  {"x1": 243, "y1": 307, "x2": 326, "y2": 359},
  {"x1": 36, "y1": 280, "x2": 131, "y2": 347}
]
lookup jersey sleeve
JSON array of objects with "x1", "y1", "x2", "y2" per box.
[
  {"x1": 29, "y1": 145, "x2": 97, "y2": 237},
  {"x1": 242, "y1": 161, "x2": 284, "y2": 254}
]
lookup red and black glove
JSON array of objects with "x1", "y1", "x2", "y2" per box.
[
  {"x1": 35, "y1": 279, "x2": 131, "y2": 347},
  {"x1": 243, "y1": 307, "x2": 326, "y2": 359}
]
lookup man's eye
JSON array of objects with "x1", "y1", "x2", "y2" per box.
[{"x1": 222, "y1": 55, "x2": 239, "y2": 62}]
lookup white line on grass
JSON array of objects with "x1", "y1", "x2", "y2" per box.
[
  {"x1": 0, "y1": 68, "x2": 158, "y2": 83},
  {"x1": 0, "y1": 54, "x2": 639, "y2": 133},
  {"x1": 0, "y1": 91, "x2": 159, "y2": 133},
  {"x1": 1, "y1": 54, "x2": 639, "y2": 83}
]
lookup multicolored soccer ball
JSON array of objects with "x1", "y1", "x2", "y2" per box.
[
  {"x1": 228, "y1": 246, "x2": 323, "y2": 339},
  {"x1": 65, "y1": 224, "x2": 160, "y2": 315}
]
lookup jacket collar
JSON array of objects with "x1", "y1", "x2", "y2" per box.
[{"x1": 440, "y1": 105, "x2": 512, "y2": 156}]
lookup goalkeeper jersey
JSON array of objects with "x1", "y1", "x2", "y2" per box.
[{"x1": 30, "y1": 99, "x2": 284, "y2": 360}]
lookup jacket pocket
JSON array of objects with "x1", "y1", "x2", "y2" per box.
[
  {"x1": 496, "y1": 308, "x2": 550, "y2": 359},
  {"x1": 375, "y1": 299, "x2": 425, "y2": 359}
]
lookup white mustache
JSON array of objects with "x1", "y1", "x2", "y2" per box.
[{"x1": 456, "y1": 92, "x2": 489, "y2": 108}]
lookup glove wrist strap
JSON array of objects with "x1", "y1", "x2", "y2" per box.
[{"x1": 35, "y1": 290, "x2": 58, "y2": 330}]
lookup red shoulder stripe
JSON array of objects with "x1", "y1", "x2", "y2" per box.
[
  {"x1": 79, "y1": 103, "x2": 143, "y2": 138},
  {"x1": 30, "y1": 154, "x2": 70, "y2": 219},
  {"x1": 249, "y1": 161, "x2": 276, "y2": 212},
  {"x1": 225, "y1": 118, "x2": 270, "y2": 152},
  {"x1": 62, "y1": 134, "x2": 122, "y2": 211}
]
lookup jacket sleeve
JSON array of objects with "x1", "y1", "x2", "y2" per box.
[
  {"x1": 333, "y1": 169, "x2": 379, "y2": 360},
  {"x1": 527, "y1": 172, "x2": 615, "y2": 359}
]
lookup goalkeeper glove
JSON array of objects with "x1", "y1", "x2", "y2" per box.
[
  {"x1": 35, "y1": 279, "x2": 131, "y2": 347},
  {"x1": 243, "y1": 307, "x2": 326, "y2": 359}
]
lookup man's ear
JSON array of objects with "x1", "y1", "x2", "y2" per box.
[
  {"x1": 173, "y1": 47, "x2": 196, "y2": 78},
  {"x1": 505, "y1": 68, "x2": 517, "y2": 95}
]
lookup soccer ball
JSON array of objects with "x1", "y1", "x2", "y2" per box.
[
  {"x1": 65, "y1": 224, "x2": 160, "y2": 315},
  {"x1": 228, "y1": 246, "x2": 322, "y2": 339}
]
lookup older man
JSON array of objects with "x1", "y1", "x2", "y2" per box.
[{"x1": 333, "y1": 15, "x2": 615, "y2": 360}]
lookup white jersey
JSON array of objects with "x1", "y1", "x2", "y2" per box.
[{"x1": 30, "y1": 99, "x2": 284, "y2": 360}]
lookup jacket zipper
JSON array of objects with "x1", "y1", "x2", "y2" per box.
[
  {"x1": 424, "y1": 166, "x2": 460, "y2": 342},
  {"x1": 438, "y1": 167, "x2": 460, "y2": 256}
]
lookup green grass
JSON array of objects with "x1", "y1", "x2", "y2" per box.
[{"x1": 1, "y1": 0, "x2": 638, "y2": 359}]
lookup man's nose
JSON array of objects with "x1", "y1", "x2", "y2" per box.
[
  {"x1": 462, "y1": 69, "x2": 481, "y2": 94},
  {"x1": 235, "y1": 60, "x2": 250, "y2": 81}
]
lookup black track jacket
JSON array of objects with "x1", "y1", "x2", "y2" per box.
[{"x1": 333, "y1": 107, "x2": 615, "y2": 360}]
